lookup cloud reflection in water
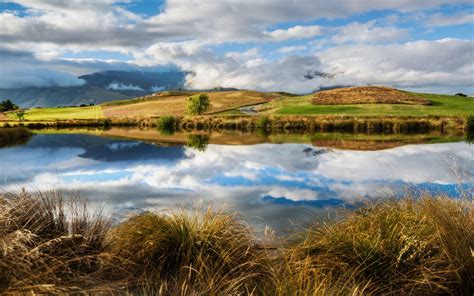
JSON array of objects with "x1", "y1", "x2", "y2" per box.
[{"x1": 0, "y1": 133, "x2": 472, "y2": 230}]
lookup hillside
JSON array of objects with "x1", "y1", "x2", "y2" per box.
[
  {"x1": 312, "y1": 86, "x2": 432, "y2": 105},
  {"x1": 1, "y1": 91, "x2": 282, "y2": 121},
  {"x1": 259, "y1": 90, "x2": 474, "y2": 117},
  {"x1": 0, "y1": 86, "x2": 136, "y2": 108},
  {"x1": 102, "y1": 91, "x2": 280, "y2": 118},
  {"x1": 1, "y1": 88, "x2": 473, "y2": 122}
]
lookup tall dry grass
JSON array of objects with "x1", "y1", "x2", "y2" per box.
[
  {"x1": 108, "y1": 209, "x2": 271, "y2": 295},
  {"x1": 290, "y1": 196, "x2": 474, "y2": 295},
  {"x1": 0, "y1": 190, "x2": 120, "y2": 294},
  {"x1": 0, "y1": 191, "x2": 472, "y2": 295}
]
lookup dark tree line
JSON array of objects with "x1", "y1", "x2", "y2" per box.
[{"x1": 0, "y1": 100, "x2": 19, "y2": 112}]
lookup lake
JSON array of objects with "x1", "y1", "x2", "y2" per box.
[{"x1": 0, "y1": 129, "x2": 473, "y2": 232}]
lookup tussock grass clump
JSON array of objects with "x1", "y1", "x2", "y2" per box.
[
  {"x1": 291, "y1": 196, "x2": 474, "y2": 295},
  {"x1": 109, "y1": 208, "x2": 270, "y2": 294},
  {"x1": 0, "y1": 191, "x2": 116, "y2": 294}
]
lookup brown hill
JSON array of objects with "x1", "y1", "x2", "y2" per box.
[
  {"x1": 102, "y1": 91, "x2": 280, "y2": 118},
  {"x1": 312, "y1": 86, "x2": 432, "y2": 105},
  {"x1": 312, "y1": 139, "x2": 426, "y2": 151}
]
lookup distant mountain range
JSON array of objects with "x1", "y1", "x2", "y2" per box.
[{"x1": 0, "y1": 71, "x2": 186, "y2": 108}]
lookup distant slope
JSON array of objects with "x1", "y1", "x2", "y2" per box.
[
  {"x1": 78, "y1": 71, "x2": 186, "y2": 92},
  {"x1": 0, "y1": 70, "x2": 186, "y2": 108},
  {"x1": 0, "y1": 86, "x2": 136, "y2": 108},
  {"x1": 312, "y1": 86, "x2": 432, "y2": 105}
]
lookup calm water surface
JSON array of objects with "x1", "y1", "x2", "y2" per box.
[{"x1": 1, "y1": 131, "x2": 473, "y2": 231}]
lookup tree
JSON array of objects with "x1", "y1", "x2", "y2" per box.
[
  {"x1": 186, "y1": 93, "x2": 210, "y2": 115},
  {"x1": 186, "y1": 134, "x2": 209, "y2": 151},
  {"x1": 15, "y1": 110, "x2": 26, "y2": 122},
  {"x1": 455, "y1": 93, "x2": 467, "y2": 97},
  {"x1": 0, "y1": 99, "x2": 18, "y2": 112}
]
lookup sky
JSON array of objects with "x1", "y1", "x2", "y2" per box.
[{"x1": 0, "y1": 0, "x2": 473, "y2": 94}]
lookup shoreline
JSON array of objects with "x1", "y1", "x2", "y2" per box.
[{"x1": 0, "y1": 114, "x2": 471, "y2": 133}]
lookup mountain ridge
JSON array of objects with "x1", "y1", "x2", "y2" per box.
[{"x1": 0, "y1": 70, "x2": 186, "y2": 108}]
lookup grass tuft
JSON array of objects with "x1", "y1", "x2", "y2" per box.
[
  {"x1": 109, "y1": 208, "x2": 270, "y2": 294},
  {"x1": 0, "y1": 190, "x2": 114, "y2": 294}
]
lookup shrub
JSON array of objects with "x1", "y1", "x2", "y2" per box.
[
  {"x1": 156, "y1": 116, "x2": 176, "y2": 135},
  {"x1": 186, "y1": 93, "x2": 210, "y2": 115},
  {"x1": 0, "y1": 127, "x2": 32, "y2": 148},
  {"x1": 256, "y1": 116, "x2": 270, "y2": 129},
  {"x1": 186, "y1": 134, "x2": 209, "y2": 151},
  {"x1": 467, "y1": 115, "x2": 474, "y2": 132}
]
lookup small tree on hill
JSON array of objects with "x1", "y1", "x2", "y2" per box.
[
  {"x1": 186, "y1": 93, "x2": 210, "y2": 115},
  {"x1": 15, "y1": 110, "x2": 26, "y2": 122}
]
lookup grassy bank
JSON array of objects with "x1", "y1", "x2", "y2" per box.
[
  {"x1": 3, "y1": 114, "x2": 468, "y2": 134},
  {"x1": 0, "y1": 192, "x2": 472, "y2": 295}
]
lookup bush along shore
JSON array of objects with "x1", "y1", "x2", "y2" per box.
[
  {"x1": 0, "y1": 127, "x2": 32, "y2": 148},
  {"x1": 0, "y1": 191, "x2": 472, "y2": 295},
  {"x1": 0, "y1": 115, "x2": 471, "y2": 134}
]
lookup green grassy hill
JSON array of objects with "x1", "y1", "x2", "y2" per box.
[{"x1": 258, "y1": 93, "x2": 474, "y2": 117}]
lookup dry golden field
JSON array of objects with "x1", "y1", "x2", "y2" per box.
[{"x1": 102, "y1": 91, "x2": 280, "y2": 118}]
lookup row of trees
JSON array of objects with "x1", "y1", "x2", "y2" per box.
[{"x1": 0, "y1": 100, "x2": 18, "y2": 112}]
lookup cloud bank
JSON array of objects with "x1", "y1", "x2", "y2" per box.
[{"x1": 1, "y1": 0, "x2": 473, "y2": 93}]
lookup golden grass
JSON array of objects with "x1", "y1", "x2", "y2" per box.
[
  {"x1": 0, "y1": 192, "x2": 472, "y2": 295},
  {"x1": 291, "y1": 196, "x2": 474, "y2": 295},
  {"x1": 109, "y1": 209, "x2": 271, "y2": 294},
  {"x1": 0, "y1": 190, "x2": 115, "y2": 294},
  {"x1": 0, "y1": 113, "x2": 8, "y2": 122},
  {"x1": 312, "y1": 86, "x2": 432, "y2": 106},
  {"x1": 102, "y1": 91, "x2": 280, "y2": 118}
]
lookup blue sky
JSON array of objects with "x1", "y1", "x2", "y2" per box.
[{"x1": 0, "y1": 0, "x2": 473, "y2": 93}]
